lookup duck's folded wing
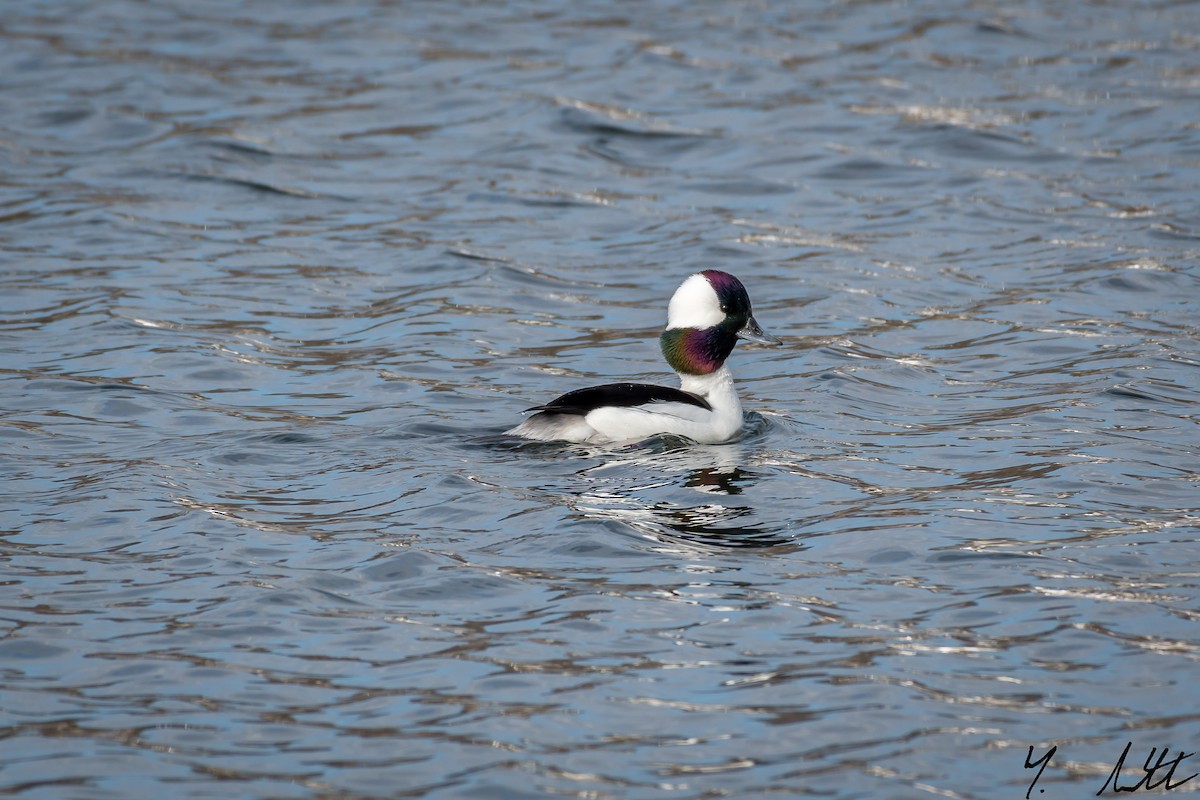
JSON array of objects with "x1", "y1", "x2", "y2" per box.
[{"x1": 527, "y1": 382, "x2": 710, "y2": 415}]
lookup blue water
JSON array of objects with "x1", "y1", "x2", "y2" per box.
[{"x1": 2, "y1": 1, "x2": 1199, "y2": 798}]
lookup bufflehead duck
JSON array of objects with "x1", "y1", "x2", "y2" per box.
[{"x1": 507, "y1": 270, "x2": 780, "y2": 444}]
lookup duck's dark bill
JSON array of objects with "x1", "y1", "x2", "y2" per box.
[{"x1": 737, "y1": 315, "x2": 782, "y2": 345}]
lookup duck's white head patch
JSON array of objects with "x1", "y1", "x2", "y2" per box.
[{"x1": 666, "y1": 273, "x2": 725, "y2": 330}]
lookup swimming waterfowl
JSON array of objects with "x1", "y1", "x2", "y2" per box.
[{"x1": 507, "y1": 270, "x2": 780, "y2": 444}]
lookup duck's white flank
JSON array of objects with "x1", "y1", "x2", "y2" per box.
[{"x1": 579, "y1": 368, "x2": 742, "y2": 444}]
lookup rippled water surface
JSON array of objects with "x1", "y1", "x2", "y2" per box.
[{"x1": 3, "y1": 1, "x2": 1200, "y2": 797}]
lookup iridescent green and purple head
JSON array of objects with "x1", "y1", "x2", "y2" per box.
[{"x1": 659, "y1": 270, "x2": 781, "y2": 375}]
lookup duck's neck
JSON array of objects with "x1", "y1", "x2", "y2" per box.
[
  {"x1": 661, "y1": 326, "x2": 738, "y2": 376},
  {"x1": 680, "y1": 366, "x2": 740, "y2": 412}
]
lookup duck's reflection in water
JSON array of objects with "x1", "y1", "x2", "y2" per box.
[{"x1": 568, "y1": 438, "x2": 801, "y2": 552}]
